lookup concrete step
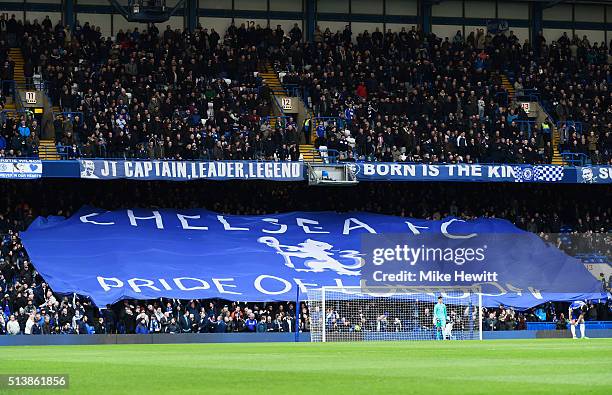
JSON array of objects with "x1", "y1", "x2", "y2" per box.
[{"x1": 39, "y1": 140, "x2": 61, "y2": 160}]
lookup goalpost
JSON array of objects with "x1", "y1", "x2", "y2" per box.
[{"x1": 307, "y1": 286, "x2": 482, "y2": 342}]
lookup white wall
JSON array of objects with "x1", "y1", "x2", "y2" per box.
[
  {"x1": 200, "y1": 0, "x2": 232, "y2": 10},
  {"x1": 432, "y1": 1, "x2": 462, "y2": 18},
  {"x1": 509, "y1": 27, "x2": 529, "y2": 43},
  {"x1": 199, "y1": 17, "x2": 232, "y2": 34},
  {"x1": 352, "y1": 0, "x2": 383, "y2": 15},
  {"x1": 543, "y1": 4, "x2": 572, "y2": 22},
  {"x1": 114, "y1": 15, "x2": 183, "y2": 35},
  {"x1": 498, "y1": 2, "x2": 528, "y2": 20},
  {"x1": 270, "y1": 0, "x2": 303, "y2": 13},
  {"x1": 351, "y1": 22, "x2": 383, "y2": 35},
  {"x1": 270, "y1": 20, "x2": 304, "y2": 36},
  {"x1": 317, "y1": 0, "x2": 349, "y2": 14},
  {"x1": 78, "y1": 13, "x2": 112, "y2": 38},
  {"x1": 386, "y1": 0, "x2": 417, "y2": 16},
  {"x1": 25, "y1": 12, "x2": 62, "y2": 25},
  {"x1": 574, "y1": 5, "x2": 604, "y2": 23},
  {"x1": 432, "y1": 25, "x2": 463, "y2": 40},
  {"x1": 113, "y1": 19, "x2": 149, "y2": 36},
  {"x1": 233, "y1": 18, "x2": 268, "y2": 29},
  {"x1": 317, "y1": 21, "x2": 347, "y2": 34},
  {"x1": 542, "y1": 29, "x2": 567, "y2": 43},
  {"x1": 235, "y1": 0, "x2": 267, "y2": 11},
  {"x1": 574, "y1": 30, "x2": 605, "y2": 43},
  {"x1": 465, "y1": 25, "x2": 487, "y2": 36},
  {"x1": 385, "y1": 23, "x2": 417, "y2": 32},
  {"x1": 464, "y1": 1, "x2": 495, "y2": 19}
]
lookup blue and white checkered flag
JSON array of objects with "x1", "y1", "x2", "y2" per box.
[
  {"x1": 513, "y1": 165, "x2": 564, "y2": 182},
  {"x1": 512, "y1": 166, "x2": 533, "y2": 182},
  {"x1": 533, "y1": 165, "x2": 564, "y2": 182}
]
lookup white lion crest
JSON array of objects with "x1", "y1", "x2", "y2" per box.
[{"x1": 258, "y1": 236, "x2": 363, "y2": 276}]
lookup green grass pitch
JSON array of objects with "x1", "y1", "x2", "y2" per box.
[{"x1": 1, "y1": 339, "x2": 611, "y2": 394}]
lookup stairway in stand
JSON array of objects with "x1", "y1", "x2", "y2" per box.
[
  {"x1": 2, "y1": 48, "x2": 23, "y2": 121},
  {"x1": 501, "y1": 73, "x2": 562, "y2": 165},
  {"x1": 2, "y1": 101, "x2": 16, "y2": 114},
  {"x1": 44, "y1": 104, "x2": 62, "y2": 159},
  {"x1": 500, "y1": 74, "x2": 515, "y2": 103},
  {"x1": 10, "y1": 47, "x2": 61, "y2": 160},
  {"x1": 8, "y1": 48, "x2": 26, "y2": 86},
  {"x1": 259, "y1": 63, "x2": 321, "y2": 163},
  {"x1": 551, "y1": 127, "x2": 563, "y2": 165},
  {"x1": 259, "y1": 64, "x2": 286, "y2": 97},
  {"x1": 39, "y1": 140, "x2": 60, "y2": 160},
  {"x1": 299, "y1": 108, "x2": 319, "y2": 163}
]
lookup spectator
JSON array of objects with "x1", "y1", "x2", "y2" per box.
[
  {"x1": 6, "y1": 314, "x2": 20, "y2": 335},
  {"x1": 556, "y1": 313, "x2": 568, "y2": 330},
  {"x1": 135, "y1": 319, "x2": 149, "y2": 334},
  {"x1": 245, "y1": 313, "x2": 257, "y2": 332}
]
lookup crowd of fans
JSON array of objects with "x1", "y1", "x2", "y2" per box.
[
  {"x1": 0, "y1": 180, "x2": 610, "y2": 335},
  {"x1": 513, "y1": 31, "x2": 612, "y2": 165},
  {"x1": 0, "y1": 14, "x2": 610, "y2": 163}
]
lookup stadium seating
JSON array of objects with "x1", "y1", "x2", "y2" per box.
[
  {"x1": 0, "y1": 16, "x2": 610, "y2": 337},
  {"x1": 1, "y1": 19, "x2": 609, "y2": 164}
]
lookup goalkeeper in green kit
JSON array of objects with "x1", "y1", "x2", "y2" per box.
[{"x1": 433, "y1": 296, "x2": 447, "y2": 340}]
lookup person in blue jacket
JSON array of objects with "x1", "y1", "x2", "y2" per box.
[
  {"x1": 18, "y1": 120, "x2": 31, "y2": 138},
  {"x1": 135, "y1": 319, "x2": 149, "y2": 334}
]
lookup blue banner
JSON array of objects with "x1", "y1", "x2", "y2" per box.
[
  {"x1": 0, "y1": 159, "x2": 42, "y2": 179},
  {"x1": 78, "y1": 160, "x2": 303, "y2": 181},
  {"x1": 20, "y1": 208, "x2": 606, "y2": 309},
  {"x1": 351, "y1": 163, "x2": 612, "y2": 184},
  {"x1": 33, "y1": 160, "x2": 612, "y2": 183},
  {"x1": 576, "y1": 166, "x2": 612, "y2": 184}
]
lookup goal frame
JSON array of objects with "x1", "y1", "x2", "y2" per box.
[{"x1": 312, "y1": 285, "x2": 483, "y2": 342}]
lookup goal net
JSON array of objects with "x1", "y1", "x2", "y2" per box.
[{"x1": 307, "y1": 286, "x2": 482, "y2": 342}]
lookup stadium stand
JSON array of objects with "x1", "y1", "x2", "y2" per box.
[
  {"x1": 0, "y1": 18, "x2": 610, "y2": 164},
  {"x1": 0, "y1": 6, "x2": 610, "y2": 338}
]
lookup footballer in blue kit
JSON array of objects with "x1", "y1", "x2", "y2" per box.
[{"x1": 568, "y1": 300, "x2": 588, "y2": 339}]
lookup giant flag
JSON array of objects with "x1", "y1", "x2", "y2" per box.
[{"x1": 20, "y1": 207, "x2": 606, "y2": 309}]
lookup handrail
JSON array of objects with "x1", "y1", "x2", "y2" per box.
[
  {"x1": 515, "y1": 89, "x2": 540, "y2": 103},
  {"x1": 15, "y1": 81, "x2": 46, "y2": 91},
  {"x1": 556, "y1": 121, "x2": 583, "y2": 134},
  {"x1": 53, "y1": 111, "x2": 85, "y2": 126},
  {"x1": 311, "y1": 116, "x2": 341, "y2": 125},
  {"x1": 284, "y1": 84, "x2": 309, "y2": 105},
  {"x1": 513, "y1": 120, "x2": 537, "y2": 137},
  {"x1": 574, "y1": 253, "x2": 609, "y2": 263},
  {"x1": 272, "y1": 95, "x2": 285, "y2": 117},
  {"x1": 560, "y1": 151, "x2": 588, "y2": 166},
  {"x1": 0, "y1": 80, "x2": 19, "y2": 123},
  {"x1": 20, "y1": 150, "x2": 603, "y2": 168},
  {"x1": 260, "y1": 115, "x2": 294, "y2": 128},
  {"x1": 38, "y1": 144, "x2": 60, "y2": 158},
  {"x1": 494, "y1": 92, "x2": 508, "y2": 107},
  {"x1": 308, "y1": 148, "x2": 339, "y2": 164},
  {"x1": 15, "y1": 85, "x2": 26, "y2": 113},
  {"x1": 311, "y1": 117, "x2": 343, "y2": 139}
]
